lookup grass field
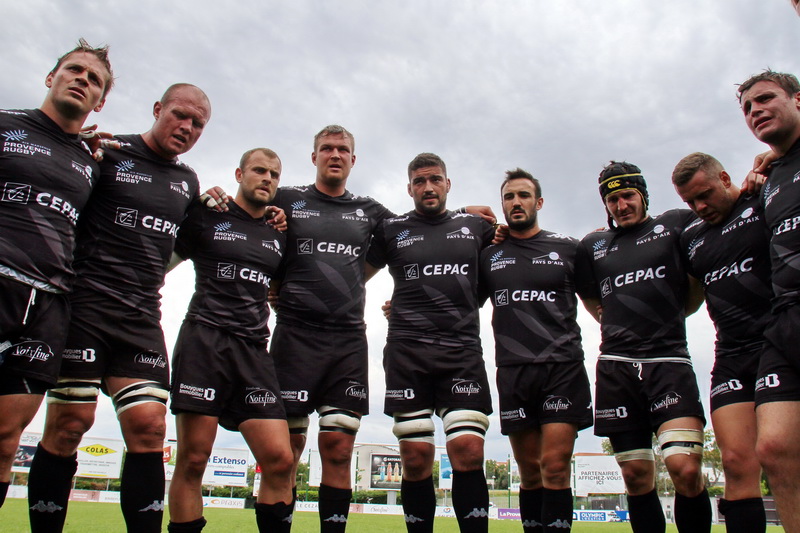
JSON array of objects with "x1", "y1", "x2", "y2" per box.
[{"x1": 0, "y1": 499, "x2": 785, "y2": 531}]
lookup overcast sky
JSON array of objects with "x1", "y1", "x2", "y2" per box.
[{"x1": 3, "y1": 2, "x2": 798, "y2": 464}]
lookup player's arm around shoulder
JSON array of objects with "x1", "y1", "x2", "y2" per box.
[
  {"x1": 574, "y1": 235, "x2": 602, "y2": 323},
  {"x1": 685, "y1": 275, "x2": 705, "y2": 316}
]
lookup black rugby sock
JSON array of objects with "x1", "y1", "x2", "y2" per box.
[
  {"x1": 627, "y1": 489, "x2": 665, "y2": 533},
  {"x1": 452, "y1": 469, "x2": 489, "y2": 533},
  {"x1": 255, "y1": 501, "x2": 293, "y2": 533},
  {"x1": 28, "y1": 443, "x2": 76, "y2": 533},
  {"x1": 675, "y1": 488, "x2": 711, "y2": 533},
  {"x1": 400, "y1": 476, "x2": 436, "y2": 532},
  {"x1": 318, "y1": 484, "x2": 351, "y2": 533},
  {"x1": 519, "y1": 487, "x2": 544, "y2": 532},
  {"x1": 718, "y1": 497, "x2": 766, "y2": 533},
  {"x1": 542, "y1": 488, "x2": 573, "y2": 532},
  {"x1": 0, "y1": 480, "x2": 9, "y2": 508},
  {"x1": 120, "y1": 451, "x2": 165, "y2": 533},
  {"x1": 167, "y1": 517, "x2": 207, "y2": 532}
]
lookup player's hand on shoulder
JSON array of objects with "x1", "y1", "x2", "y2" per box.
[
  {"x1": 199, "y1": 186, "x2": 230, "y2": 212},
  {"x1": 266, "y1": 206, "x2": 287, "y2": 231},
  {"x1": 492, "y1": 224, "x2": 509, "y2": 244},
  {"x1": 465, "y1": 205, "x2": 497, "y2": 225},
  {"x1": 79, "y1": 125, "x2": 119, "y2": 161},
  {"x1": 742, "y1": 150, "x2": 774, "y2": 195},
  {"x1": 753, "y1": 150, "x2": 777, "y2": 175}
]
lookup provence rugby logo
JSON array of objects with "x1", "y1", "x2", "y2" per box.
[
  {"x1": 114, "y1": 160, "x2": 152, "y2": 184},
  {"x1": 687, "y1": 237, "x2": 704, "y2": 260},
  {"x1": 2, "y1": 130, "x2": 27, "y2": 142},
  {"x1": 291, "y1": 200, "x2": 320, "y2": 219},
  {"x1": 489, "y1": 250, "x2": 515, "y2": 271},
  {"x1": 213, "y1": 222, "x2": 247, "y2": 241},
  {"x1": 2, "y1": 129, "x2": 51, "y2": 156},
  {"x1": 396, "y1": 229, "x2": 424, "y2": 248},
  {"x1": 116, "y1": 160, "x2": 135, "y2": 172},
  {"x1": 592, "y1": 239, "x2": 607, "y2": 260}
]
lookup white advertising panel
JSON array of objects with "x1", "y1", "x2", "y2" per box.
[
  {"x1": 203, "y1": 447, "x2": 250, "y2": 487},
  {"x1": 164, "y1": 440, "x2": 249, "y2": 487},
  {"x1": 574, "y1": 455, "x2": 625, "y2": 496},
  {"x1": 76, "y1": 437, "x2": 124, "y2": 478}
]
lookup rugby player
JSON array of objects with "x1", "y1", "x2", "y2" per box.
[
  {"x1": 167, "y1": 148, "x2": 292, "y2": 533},
  {"x1": 738, "y1": 70, "x2": 800, "y2": 530},
  {"x1": 575, "y1": 162, "x2": 711, "y2": 533},
  {"x1": 268, "y1": 125, "x2": 392, "y2": 532},
  {"x1": 0, "y1": 38, "x2": 112, "y2": 510},
  {"x1": 27, "y1": 84, "x2": 212, "y2": 533},
  {"x1": 480, "y1": 169, "x2": 592, "y2": 532},
  {"x1": 672, "y1": 153, "x2": 770, "y2": 532},
  {"x1": 366, "y1": 153, "x2": 495, "y2": 533},
  {"x1": 267, "y1": 127, "x2": 495, "y2": 533}
]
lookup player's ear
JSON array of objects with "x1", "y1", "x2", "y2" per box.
[
  {"x1": 407, "y1": 183, "x2": 412, "y2": 197},
  {"x1": 235, "y1": 167, "x2": 243, "y2": 183},
  {"x1": 446, "y1": 178, "x2": 451, "y2": 192},
  {"x1": 719, "y1": 170, "x2": 732, "y2": 188}
]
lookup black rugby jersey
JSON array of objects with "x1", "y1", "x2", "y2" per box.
[
  {"x1": 576, "y1": 209, "x2": 695, "y2": 360},
  {"x1": 480, "y1": 230, "x2": 584, "y2": 366},
  {"x1": 72, "y1": 134, "x2": 200, "y2": 316},
  {"x1": 175, "y1": 201, "x2": 286, "y2": 342},
  {"x1": 680, "y1": 194, "x2": 771, "y2": 358},
  {"x1": 368, "y1": 210, "x2": 495, "y2": 347},
  {"x1": 271, "y1": 185, "x2": 393, "y2": 330},
  {"x1": 0, "y1": 109, "x2": 99, "y2": 292},
  {"x1": 761, "y1": 139, "x2": 800, "y2": 310}
]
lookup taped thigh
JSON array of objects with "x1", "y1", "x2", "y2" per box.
[
  {"x1": 112, "y1": 381, "x2": 168, "y2": 416},
  {"x1": 438, "y1": 408, "x2": 489, "y2": 441},
  {"x1": 609, "y1": 430, "x2": 655, "y2": 463},
  {"x1": 46, "y1": 378, "x2": 101, "y2": 405},
  {"x1": 657, "y1": 428, "x2": 703, "y2": 459},
  {"x1": 288, "y1": 416, "x2": 310, "y2": 437},
  {"x1": 319, "y1": 405, "x2": 361, "y2": 435},
  {"x1": 393, "y1": 409, "x2": 435, "y2": 445},
  {"x1": 614, "y1": 449, "x2": 655, "y2": 463}
]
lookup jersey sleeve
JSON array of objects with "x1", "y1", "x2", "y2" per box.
[
  {"x1": 173, "y1": 202, "x2": 205, "y2": 260},
  {"x1": 480, "y1": 219, "x2": 496, "y2": 249},
  {"x1": 477, "y1": 246, "x2": 492, "y2": 306},
  {"x1": 678, "y1": 227, "x2": 697, "y2": 279},
  {"x1": 366, "y1": 220, "x2": 389, "y2": 269},
  {"x1": 574, "y1": 238, "x2": 598, "y2": 300}
]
